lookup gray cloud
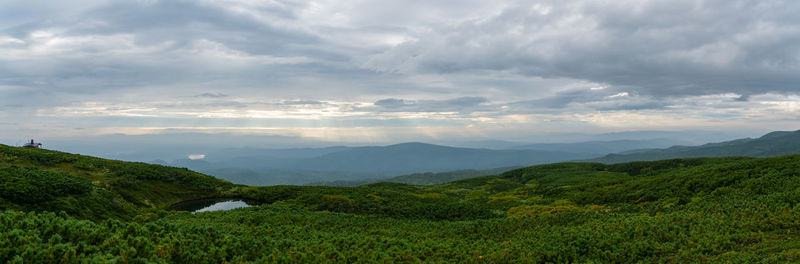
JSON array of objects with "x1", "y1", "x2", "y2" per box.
[
  {"x1": 444, "y1": 97, "x2": 488, "y2": 107},
  {"x1": 1, "y1": 0, "x2": 799, "y2": 142},
  {"x1": 155, "y1": 101, "x2": 249, "y2": 109},
  {"x1": 372, "y1": 96, "x2": 492, "y2": 113},
  {"x1": 0, "y1": 0, "x2": 362, "y2": 106},
  {"x1": 283, "y1": 100, "x2": 325, "y2": 105},
  {"x1": 507, "y1": 88, "x2": 670, "y2": 113},
  {"x1": 6, "y1": 0, "x2": 796, "y2": 105},
  {"x1": 374, "y1": 98, "x2": 409, "y2": 108},
  {"x1": 196, "y1": 93, "x2": 228, "y2": 98},
  {"x1": 366, "y1": 0, "x2": 800, "y2": 98}
]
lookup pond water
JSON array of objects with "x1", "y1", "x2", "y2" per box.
[{"x1": 169, "y1": 198, "x2": 257, "y2": 213}]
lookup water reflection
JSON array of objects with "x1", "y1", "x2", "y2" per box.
[
  {"x1": 194, "y1": 200, "x2": 251, "y2": 213},
  {"x1": 170, "y1": 198, "x2": 256, "y2": 213}
]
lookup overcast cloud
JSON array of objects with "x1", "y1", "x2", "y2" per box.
[{"x1": 0, "y1": 0, "x2": 798, "y2": 144}]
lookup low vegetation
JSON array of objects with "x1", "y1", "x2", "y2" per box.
[{"x1": 3, "y1": 144, "x2": 800, "y2": 262}]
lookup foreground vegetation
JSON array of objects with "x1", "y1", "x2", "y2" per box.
[{"x1": 3, "y1": 144, "x2": 800, "y2": 262}]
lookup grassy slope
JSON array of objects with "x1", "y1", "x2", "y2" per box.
[
  {"x1": 4, "y1": 147, "x2": 800, "y2": 262},
  {"x1": 0, "y1": 144, "x2": 235, "y2": 220}
]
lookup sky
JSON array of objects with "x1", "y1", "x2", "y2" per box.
[{"x1": 1, "y1": 0, "x2": 799, "y2": 147}]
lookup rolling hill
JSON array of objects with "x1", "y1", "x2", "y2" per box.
[
  {"x1": 589, "y1": 130, "x2": 800, "y2": 163},
  {"x1": 510, "y1": 139, "x2": 690, "y2": 154},
  {"x1": 0, "y1": 144, "x2": 234, "y2": 220},
  {"x1": 308, "y1": 166, "x2": 519, "y2": 187}
]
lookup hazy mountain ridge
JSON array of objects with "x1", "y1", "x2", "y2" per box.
[
  {"x1": 589, "y1": 130, "x2": 800, "y2": 163},
  {"x1": 510, "y1": 139, "x2": 690, "y2": 154},
  {"x1": 295, "y1": 142, "x2": 596, "y2": 174},
  {"x1": 152, "y1": 139, "x2": 718, "y2": 186},
  {"x1": 160, "y1": 142, "x2": 600, "y2": 185}
]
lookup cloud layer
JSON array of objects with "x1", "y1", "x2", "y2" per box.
[{"x1": 1, "y1": 0, "x2": 798, "y2": 143}]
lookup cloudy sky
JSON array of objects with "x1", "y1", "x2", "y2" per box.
[{"x1": 1, "y1": 0, "x2": 798, "y2": 145}]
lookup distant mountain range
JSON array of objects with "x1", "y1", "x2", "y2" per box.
[
  {"x1": 149, "y1": 138, "x2": 709, "y2": 186},
  {"x1": 290, "y1": 142, "x2": 593, "y2": 174},
  {"x1": 510, "y1": 139, "x2": 689, "y2": 154},
  {"x1": 159, "y1": 142, "x2": 600, "y2": 185},
  {"x1": 588, "y1": 130, "x2": 800, "y2": 164}
]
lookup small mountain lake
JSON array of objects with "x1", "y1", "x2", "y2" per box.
[{"x1": 169, "y1": 198, "x2": 258, "y2": 213}]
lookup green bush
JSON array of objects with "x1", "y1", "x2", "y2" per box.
[{"x1": 0, "y1": 167, "x2": 92, "y2": 203}]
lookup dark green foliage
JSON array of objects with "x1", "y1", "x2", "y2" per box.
[
  {"x1": 0, "y1": 144, "x2": 230, "y2": 192},
  {"x1": 604, "y1": 158, "x2": 712, "y2": 176},
  {"x1": 242, "y1": 184, "x2": 498, "y2": 220},
  {"x1": 0, "y1": 167, "x2": 92, "y2": 203},
  {"x1": 109, "y1": 163, "x2": 231, "y2": 191},
  {"x1": 0, "y1": 147, "x2": 78, "y2": 165},
  {"x1": 6, "y1": 145, "x2": 800, "y2": 262}
]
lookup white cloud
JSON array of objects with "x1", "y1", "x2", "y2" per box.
[{"x1": 607, "y1": 92, "x2": 629, "y2": 99}]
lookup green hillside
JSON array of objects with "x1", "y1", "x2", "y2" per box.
[
  {"x1": 0, "y1": 144, "x2": 234, "y2": 220},
  {"x1": 4, "y1": 145, "x2": 800, "y2": 262},
  {"x1": 589, "y1": 130, "x2": 800, "y2": 163},
  {"x1": 309, "y1": 167, "x2": 520, "y2": 187}
]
